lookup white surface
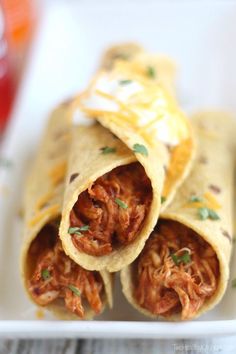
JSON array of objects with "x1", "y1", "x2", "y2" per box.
[
  {"x1": 0, "y1": 0, "x2": 236, "y2": 339},
  {"x1": 2, "y1": 337, "x2": 236, "y2": 354}
]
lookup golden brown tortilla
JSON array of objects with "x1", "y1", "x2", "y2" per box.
[
  {"x1": 21, "y1": 104, "x2": 112, "y2": 319},
  {"x1": 121, "y1": 111, "x2": 235, "y2": 320},
  {"x1": 59, "y1": 123, "x2": 163, "y2": 272}
]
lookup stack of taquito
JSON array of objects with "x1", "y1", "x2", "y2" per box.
[{"x1": 21, "y1": 43, "x2": 235, "y2": 321}]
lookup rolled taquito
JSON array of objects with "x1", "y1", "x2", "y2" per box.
[
  {"x1": 59, "y1": 122, "x2": 162, "y2": 272},
  {"x1": 21, "y1": 104, "x2": 112, "y2": 319},
  {"x1": 72, "y1": 48, "x2": 195, "y2": 210},
  {"x1": 121, "y1": 112, "x2": 235, "y2": 320}
]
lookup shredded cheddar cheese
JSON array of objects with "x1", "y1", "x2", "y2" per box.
[
  {"x1": 36, "y1": 191, "x2": 54, "y2": 210},
  {"x1": 162, "y1": 138, "x2": 193, "y2": 197},
  {"x1": 49, "y1": 161, "x2": 67, "y2": 186},
  {"x1": 28, "y1": 204, "x2": 60, "y2": 227},
  {"x1": 203, "y1": 192, "x2": 221, "y2": 210},
  {"x1": 73, "y1": 60, "x2": 193, "y2": 202},
  {"x1": 79, "y1": 64, "x2": 190, "y2": 148},
  {"x1": 35, "y1": 309, "x2": 45, "y2": 319},
  {"x1": 184, "y1": 192, "x2": 221, "y2": 211}
]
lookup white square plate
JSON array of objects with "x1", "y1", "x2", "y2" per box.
[{"x1": 0, "y1": 0, "x2": 235, "y2": 339}]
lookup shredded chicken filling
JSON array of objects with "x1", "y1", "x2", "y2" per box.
[
  {"x1": 28, "y1": 221, "x2": 104, "y2": 318},
  {"x1": 135, "y1": 220, "x2": 219, "y2": 320},
  {"x1": 70, "y1": 162, "x2": 152, "y2": 256}
]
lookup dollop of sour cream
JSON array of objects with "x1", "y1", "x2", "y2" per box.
[{"x1": 80, "y1": 70, "x2": 189, "y2": 146}]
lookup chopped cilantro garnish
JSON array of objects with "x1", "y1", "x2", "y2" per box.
[
  {"x1": 119, "y1": 79, "x2": 132, "y2": 85},
  {"x1": 208, "y1": 209, "x2": 220, "y2": 220},
  {"x1": 161, "y1": 196, "x2": 166, "y2": 204},
  {"x1": 100, "y1": 146, "x2": 116, "y2": 154},
  {"x1": 41, "y1": 269, "x2": 51, "y2": 281},
  {"x1": 115, "y1": 198, "x2": 128, "y2": 209},
  {"x1": 198, "y1": 207, "x2": 220, "y2": 221},
  {"x1": 68, "y1": 284, "x2": 81, "y2": 297},
  {"x1": 132, "y1": 143, "x2": 148, "y2": 157},
  {"x1": 68, "y1": 225, "x2": 89, "y2": 236},
  {"x1": 146, "y1": 66, "x2": 156, "y2": 78},
  {"x1": 198, "y1": 208, "x2": 209, "y2": 220},
  {"x1": 189, "y1": 195, "x2": 203, "y2": 203},
  {"x1": 171, "y1": 251, "x2": 191, "y2": 266}
]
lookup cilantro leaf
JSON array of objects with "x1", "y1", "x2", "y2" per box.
[
  {"x1": 146, "y1": 66, "x2": 156, "y2": 78},
  {"x1": 198, "y1": 207, "x2": 220, "y2": 221},
  {"x1": 189, "y1": 195, "x2": 203, "y2": 203},
  {"x1": 119, "y1": 79, "x2": 132, "y2": 85},
  {"x1": 208, "y1": 209, "x2": 220, "y2": 220},
  {"x1": 171, "y1": 251, "x2": 191, "y2": 266},
  {"x1": 161, "y1": 196, "x2": 166, "y2": 204},
  {"x1": 41, "y1": 269, "x2": 51, "y2": 281},
  {"x1": 100, "y1": 146, "x2": 116, "y2": 154},
  {"x1": 115, "y1": 198, "x2": 128, "y2": 209},
  {"x1": 68, "y1": 225, "x2": 89, "y2": 236},
  {"x1": 198, "y1": 207, "x2": 209, "y2": 220},
  {"x1": 68, "y1": 284, "x2": 81, "y2": 297},
  {"x1": 132, "y1": 144, "x2": 148, "y2": 157}
]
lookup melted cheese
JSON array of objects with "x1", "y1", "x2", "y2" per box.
[
  {"x1": 35, "y1": 309, "x2": 45, "y2": 319},
  {"x1": 74, "y1": 60, "x2": 193, "y2": 201},
  {"x1": 162, "y1": 138, "x2": 193, "y2": 197},
  {"x1": 184, "y1": 192, "x2": 221, "y2": 211},
  {"x1": 36, "y1": 191, "x2": 54, "y2": 210},
  {"x1": 78, "y1": 62, "x2": 190, "y2": 148},
  {"x1": 49, "y1": 161, "x2": 67, "y2": 186},
  {"x1": 203, "y1": 192, "x2": 221, "y2": 210},
  {"x1": 28, "y1": 204, "x2": 60, "y2": 227}
]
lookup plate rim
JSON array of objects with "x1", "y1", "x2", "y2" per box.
[{"x1": 0, "y1": 320, "x2": 235, "y2": 339}]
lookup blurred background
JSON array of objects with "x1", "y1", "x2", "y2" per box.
[
  {"x1": 1, "y1": 0, "x2": 236, "y2": 139},
  {"x1": 0, "y1": 0, "x2": 39, "y2": 134}
]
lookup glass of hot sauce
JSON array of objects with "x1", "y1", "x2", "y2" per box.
[
  {"x1": 0, "y1": 0, "x2": 36, "y2": 135},
  {"x1": 0, "y1": 5, "x2": 15, "y2": 134}
]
